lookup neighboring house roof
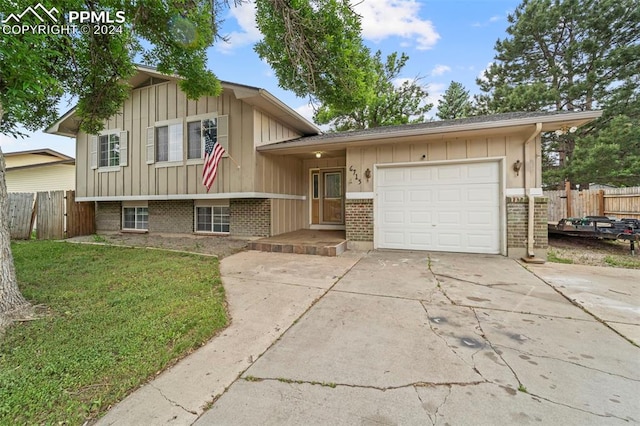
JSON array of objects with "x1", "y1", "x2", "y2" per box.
[
  {"x1": 46, "y1": 65, "x2": 321, "y2": 137},
  {"x1": 4, "y1": 149, "x2": 75, "y2": 171},
  {"x1": 257, "y1": 110, "x2": 604, "y2": 155}
]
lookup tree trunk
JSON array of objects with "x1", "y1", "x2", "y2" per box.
[{"x1": 0, "y1": 105, "x2": 30, "y2": 324}]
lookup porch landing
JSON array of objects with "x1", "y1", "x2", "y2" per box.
[{"x1": 248, "y1": 230, "x2": 347, "y2": 257}]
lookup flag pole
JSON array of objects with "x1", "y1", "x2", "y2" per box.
[{"x1": 226, "y1": 154, "x2": 241, "y2": 169}]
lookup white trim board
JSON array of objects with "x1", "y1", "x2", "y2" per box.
[{"x1": 76, "y1": 192, "x2": 306, "y2": 202}]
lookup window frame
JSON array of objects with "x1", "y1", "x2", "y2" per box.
[
  {"x1": 154, "y1": 119, "x2": 183, "y2": 165},
  {"x1": 93, "y1": 129, "x2": 127, "y2": 171},
  {"x1": 186, "y1": 114, "x2": 226, "y2": 163},
  {"x1": 194, "y1": 204, "x2": 230, "y2": 234},
  {"x1": 122, "y1": 206, "x2": 149, "y2": 232}
]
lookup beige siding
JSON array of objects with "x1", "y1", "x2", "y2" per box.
[
  {"x1": 271, "y1": 199, "x2": 305, "y2": 235},
  {"x1": 346, "y1": 135, "x2": 538, "y2": 193},
  {"x1": 79, "y1": 81, "x2": 309, "y2": 199},
  {"x1": 255, "y1": 154, "x2": 304, "y2": 195},
  {"x1": 254, "y1": 110, "x2": 302, "y2": 146},
  {"x1": 6, "y1": 164, "x2": 75, "y2": 192}
]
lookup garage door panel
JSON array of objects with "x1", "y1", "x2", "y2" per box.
[
  {"x1": 409, "y1": 212, "x2": 432, "y2": 224},
  {"x1": 382, "y1": 190, "x2": 404, "y2": 203},
  {"x1": 436, "y1": 188, "x2": 462, "y2": 202},
  {"x1": 376, "y1": 161, "x2": 501, "y2": 254},
  {"x1": 382, "y1": 211, "x2": 404, "y2": 225},
  {"x1": 409, "y1": 168, "x2": 433, "y2": 183},
  {"x1": 378, "y1": 168, "x2": 406, "y2": 186},
  {"x1": 437, "y1": 211, "x2": 460, "y2": 224},
  {"x1": 467, "y1": 162, "x2": 499, "y2": 181},
  {"x1": 408, "y1": 189, "x2": 432, "y2": 202}
]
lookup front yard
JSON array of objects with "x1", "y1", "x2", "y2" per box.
[{"x1": 0, "y1": 241, "x2": 228, "y2": 424}]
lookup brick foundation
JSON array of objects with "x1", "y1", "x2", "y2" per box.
[
  {"x1": 95, "y1": 201, "x2": 121, "y2": 231},
  {"x1": 345, "y1": 199, "x2": 373, "y2": 242},
  {"x1": 230, "y1": 199, "x2": 271, "y2": 237},
  {"x1": 148, "y1": 200, "x2": 193, "y2": 234},
  {"x1": 506, "y1": 196, "x2": 549, "y2": 258}
]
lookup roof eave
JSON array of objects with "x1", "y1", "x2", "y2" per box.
[{"x1": 257, "y1": 110, "x2": 603, "y2": 154}]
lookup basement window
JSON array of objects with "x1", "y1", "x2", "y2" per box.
[
  {"x1": 195, "y1": 206, "x2": 229, "y2": 233},
  {"x1": 122, "y1": 207, "x2": 149, "y2": 231}
]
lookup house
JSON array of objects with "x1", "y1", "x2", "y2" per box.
[
  {"x1": 3, "y1": 149, "x2": 75, "y2": 193},
  {"x1": 46, "y1": 66, "x2": 602, "y2": 258}
]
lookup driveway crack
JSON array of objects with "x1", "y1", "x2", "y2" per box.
[
  {"x1": 471, "y1": 309, "x2": 524, "y2": 388},
  {"x1": 492, "y1": 343, "x2": 640, "y2": 382},
  {"x1": 527, "y1": 391, "x2": 632, "y2": 422},
  {"x1": 149, "y1": 383, "x2": 198, "y2": 416}
]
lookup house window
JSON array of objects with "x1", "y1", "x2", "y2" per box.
[
  {"x1": 196, "y1": 206, "x2": 229, "y2": 233},
  {"x1": 187, "y1": 118, "x2": 217, "y2": 159},
  {"x1": 123, "y1": 207, "x2": 149, "y2": 230},
  {"x1": 156, "y1": 123, "x2": 183, "y2": 162},
  {"x1": 99, "y1": 133, "x2": 120, "y2": 167}
]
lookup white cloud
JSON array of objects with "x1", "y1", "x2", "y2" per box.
[
  {"x1": 477, "y1": 62, "x2": 494, "y2": 83},
  {"x1": 294, "y1": 103, "x2": 316, "y2": 124},
  {"x1": 216, "y1": 1, "x2": 262, "y2": 54},
  {"x1": 430, "y1": 65, "x2": 451, "y2": 77},
  {"x1": 472, "y1": 15, "x2": 502, "y2": 28},
  {"x1": 354, "y1": 0, "x2": 440, "y2": 50}
]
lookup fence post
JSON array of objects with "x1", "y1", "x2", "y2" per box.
[
  {"x1": 565, "y1": 180, "x2": 573, "y2": 217},
  {"x1": 598, "y1": 190, "x2": 605, "y2": 216}
]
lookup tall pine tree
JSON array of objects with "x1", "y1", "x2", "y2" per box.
[
  {"x1": 437, "y1": 81, "x2": 473, "y2": 120},
  {"x1": 477, "y1": 0, "x2": 640, "y2": 187}
]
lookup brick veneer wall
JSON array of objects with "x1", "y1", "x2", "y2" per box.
[
  {"x1": 506, "y1": 196, "x2": 549, "y2": 255},
  {"x1": 345, "y1": 199, "x2": 374, "y2": 241},
  {"x1": 230, "y1": 199, "x2": 271, "y2": 237},
  {"x1": 95, "y1": 201, "x2": 121, "y2": 231},
  {"x1": 148, "y1": 200, "x2": 193, "y2": 234}
]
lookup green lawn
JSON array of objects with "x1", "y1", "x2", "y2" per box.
[{"x1": 0, "y1": 241, "x2": 228, "y2": 425}]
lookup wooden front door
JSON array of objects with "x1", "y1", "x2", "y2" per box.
[{"x1": 311, "y1": 169, "x2": 344, "y2": 225}]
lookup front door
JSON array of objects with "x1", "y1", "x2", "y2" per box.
[{"x1": 311, "y1": 169, "x2": 344, "y2": 225}]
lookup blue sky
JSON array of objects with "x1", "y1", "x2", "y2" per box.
[{"x1": 1, "y1": 0, "x2": 522, "y2": 157}]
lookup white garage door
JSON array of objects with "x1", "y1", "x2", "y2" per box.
[{"x1": 376, "y1": 161, "x2": 501, "y2": 254}]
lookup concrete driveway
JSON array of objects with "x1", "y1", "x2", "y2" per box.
[
  {"x1": 198, "y1": 251, "x2": 639, "y2": 425},
  {"x1": 99, "y1": 250, "x2": 640, "y2": 425}
]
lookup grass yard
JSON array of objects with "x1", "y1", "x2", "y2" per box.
[{"x1": 0, "y1": 241, "x2": 228, "y2": 425}]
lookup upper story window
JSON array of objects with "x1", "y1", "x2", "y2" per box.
[
  {"x1": 155, "y1": 122, "x2": 183, "y2": 162},
  {"x1": 99, "y1": 133, "x2": 120, "y2": 167},
  {"x1": 146, "y1": 115, "x2": 228, "y2": 166},
  {"x1": 91, "y1": 130, "x2": 128, "y2": 170},
  {"x1": 187, "y1": 118, "x2": 218, "y2": 159}
]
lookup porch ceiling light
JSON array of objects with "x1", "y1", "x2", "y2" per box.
[{"x1": 315, "y1": 152, "x2": 322, "y2": 158}]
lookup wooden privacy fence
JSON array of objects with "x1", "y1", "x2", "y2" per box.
[
  {"x1": 8, "y1": 190, "x2": 95, "y2": 240},
  {"x1": 545, "y1": 186, "x2": 640, "y2": 223}
]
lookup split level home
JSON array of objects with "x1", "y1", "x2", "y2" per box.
[
  {"x1": 46, "y1": 66, "x2": 602, "y2": 258},
  {"x1": 3, "y1": 148, "x2": 75, "y2": 193}
]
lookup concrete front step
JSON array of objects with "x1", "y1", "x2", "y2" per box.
[{"x1": 248, "y1": 240, "x2": 347, "y2": 257}]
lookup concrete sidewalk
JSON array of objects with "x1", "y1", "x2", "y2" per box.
[{"x1": 96, "y1": 251, "x2": 363, "y2": 425}]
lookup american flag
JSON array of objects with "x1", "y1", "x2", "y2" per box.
[{"x1": 202, "y1": 123, "x2": 225, "y2": 192}]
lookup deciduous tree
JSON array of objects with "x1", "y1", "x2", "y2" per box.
[
  {"x1": 0, "y1": 0, "x2": 373, "y2": 326},
  {"x1": 314, "y1": 51, "x2": 432, "y2": 131}
]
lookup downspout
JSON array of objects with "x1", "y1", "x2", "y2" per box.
[{"x1": 524, "y1": 123, "x2": 542, "y2": 260}]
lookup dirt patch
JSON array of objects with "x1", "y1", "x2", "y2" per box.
[
  {"x1": 67, "y1": 233, "x2": 248, "y2": 258},
  {"x1": 548, "y1": 234, "x2": 640, "y2": 269}
]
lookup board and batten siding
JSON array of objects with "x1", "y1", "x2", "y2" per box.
[
  {"x1": 76, "y1": 81, "x2": 269, "y2": 198},
  {"x1": 346, "y1": 134, "x2": 541, "y2": 193},
  {"x1": 6, "y1": 164, "x2": 75, "y2": 193}
]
